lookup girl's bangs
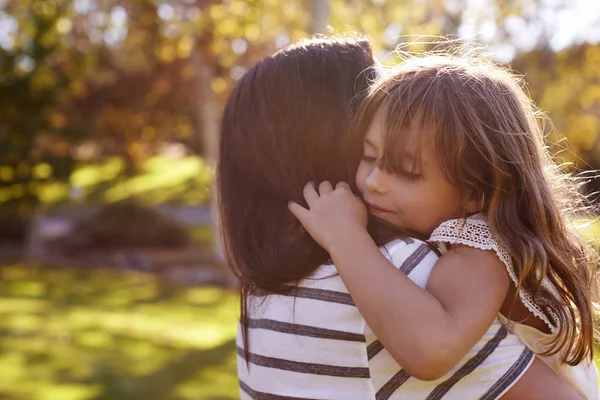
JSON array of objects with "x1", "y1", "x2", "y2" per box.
[{"x1": 377, "y1": 75, "x2": 442, "y2": 175}]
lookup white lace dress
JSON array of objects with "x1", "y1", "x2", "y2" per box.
[{"x1": 429, "y1": 214, "x2": 599, "y2": 400}]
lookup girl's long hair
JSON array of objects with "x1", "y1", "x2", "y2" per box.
[
  {"x1": 217, "y1": 36, "x2": 405, "y2": 360},
  {"x1": 352, "y1": 46, "x2": 599, "y2": 365}
]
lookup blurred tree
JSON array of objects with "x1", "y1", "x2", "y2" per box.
[
  {"x1": 0, "y1": 0, "x2": 91, "y2": 211},
  {"x1": 511, "y1": 42, "x2": 600, "y2": 195},
  {"x1": 0, "y1": 0, "x2": 598, "y2": 215}
]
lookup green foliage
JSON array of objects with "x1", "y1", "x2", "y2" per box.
[
  {"x1": 0, "y1": 155, "x2": 213, "y2": 207},
  {"x1": 0, "y1": 0, "x2": 86, "y2": 210},
  {"x1": 511, "y1": 44, "x2": 600, "y2": 166},
  {"x1": 0, "y1": 0, "x2": 309, "y2": 208}
]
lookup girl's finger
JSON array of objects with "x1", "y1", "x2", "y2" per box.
[
  {"x1": 288, "y1": 201, "x2": 309, "y2": 221},
  {"x1": 335, "y1": 181, "x2": 351, "y2": 191},
  {"x1": 303, "y1": 182, "x2": 320, "y2": 207},
  {"x1": 319, "y1": 181, "x2": 334, "y2": 195}
]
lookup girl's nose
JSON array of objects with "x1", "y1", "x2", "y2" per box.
[{"x1": 365, "y1": 167, "x2": 388, "y2": 194}]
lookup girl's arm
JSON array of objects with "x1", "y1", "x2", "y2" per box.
[
  {"x1": 289, "y1": 182, "x2": 510, "y2": 380},
  {"x1": 328, "y1": 229, "x2": 509, "y2": 380}
]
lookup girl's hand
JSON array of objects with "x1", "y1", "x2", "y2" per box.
[{"x1": 288, "y1": 181, "x2": 368, "y2": 253}]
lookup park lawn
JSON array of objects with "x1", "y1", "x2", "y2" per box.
[
  {"x1": 0, "y1": 265, "x2": 239, "y2": 400},
  {"x1": 1, "y1": 266, "x2": 599, "y2": 400}
]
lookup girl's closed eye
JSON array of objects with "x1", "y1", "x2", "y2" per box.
[
  {"x1": 398, "y1": 169, "x2": 423, "y2": 181},
  {"x1": 361, "y1": 155, "x2": 377, "y2": 163}
]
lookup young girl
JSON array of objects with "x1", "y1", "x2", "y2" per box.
[{"x1": 289, "y1": 50, "x2": 599, "y2": 398}]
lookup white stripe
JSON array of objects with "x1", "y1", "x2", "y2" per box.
[
  {"x1": 239, "y1": 325, "x2": 367, "y2": 367},
  {"x1": 248, "y1": 295, "x2": 364, "y2": 336}
]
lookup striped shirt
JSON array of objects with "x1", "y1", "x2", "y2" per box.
[{"x1": 237, "y1": 238, "x2": 534, "y2": 399}]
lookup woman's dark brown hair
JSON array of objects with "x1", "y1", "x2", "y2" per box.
[{"x1": 217, "y1": 36, "x2": 400, "y2": 357}]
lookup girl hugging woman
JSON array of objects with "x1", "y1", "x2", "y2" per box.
[{"x1": 291, "y1": 47, "x2": 599, "y2": 399}]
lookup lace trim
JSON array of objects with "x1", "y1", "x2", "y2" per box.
[{"x1": 428, "y1": 214, "x2": 559, "y2": 334}]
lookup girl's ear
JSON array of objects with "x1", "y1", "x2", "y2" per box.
[{"x1": 463, "y1": 188, "x2": 484, "y2": 214}]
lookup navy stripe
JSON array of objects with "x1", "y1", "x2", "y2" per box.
[
  {"x1": 283, "y1": 286, "x2": 356, "y2": 306},
  {"x1": 425, "y1": 326, "x2": 509, "y2": 400},
  {"x1": 248, "y1": 318, "x2": 365, "y2": 342},
  {"x1": 237, "y1": 346, "x2": 370, "y2": 378},
  {"x1": 478, "y1": 347, "x2": 535, "y2": 400},
  {"x1": 239, "y1": 379, "x2": 319, "y2": 400},
  {"x1": 367, "y1": 340, "x2": 385, "y2": 360},
  {"x1": 400, "y1": 237, "x2": 415, "y2": 244},
  {"x1": 400, "y1": 243, "x2": 432, "y2": 275},
  {"x1": 376, "y1": 369, "x2": 412, "y2": 400}
]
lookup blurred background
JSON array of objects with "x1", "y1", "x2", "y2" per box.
[{"x1": 0, "y1": 0, "x2": 600, "y2": 399}]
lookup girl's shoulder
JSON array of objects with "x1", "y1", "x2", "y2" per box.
[
  {"x1": 428, "y1": 214, "x2": 560, "y2": 334},
  {"x1": 428, "y1": 213, "x2": 503, "y2": 254},
  {"x1": 428, "y1": 213, "x2": 512, "y2": 270}
]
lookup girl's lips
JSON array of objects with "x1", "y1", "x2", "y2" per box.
[{"x1": 366, "y1": 202, "x2": 394, "y2": 213}]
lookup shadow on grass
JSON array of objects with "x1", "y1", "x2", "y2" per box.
[
  {"x1": 91, "y1": 339, "x2": 237, "y2": 400},
  {"x1": 0, "y1": 264, "x2": 240, "y2": 400}
]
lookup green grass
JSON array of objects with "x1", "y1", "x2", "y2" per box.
[
  {"x1": 2, "y1": 219, "x2": 600, "y2": 399},
  {"x1": 0, "y1": 265, "x2": 239, "y2": 400},
  {"x1": 575, "y1": 218, "x2": 600, "y2": 242}
]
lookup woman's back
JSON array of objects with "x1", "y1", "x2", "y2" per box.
[
  {"x1": 238, "y1": 261, "x2": 372, "y2": 399},
  {"x1": 238, "y1": 239, "x2": 534, "y2": 400}
]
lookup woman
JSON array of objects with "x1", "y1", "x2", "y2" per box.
[{"x1": 217, "y1": 36, "x2": 583, "y2": 399}]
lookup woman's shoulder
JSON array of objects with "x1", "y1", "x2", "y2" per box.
[
  {"x1": 382, "y1": 237, "x2": 428, "y2": 251},
  {"x1": 382, "y1": 237, "x2": 436, "y2": 261},
  {"x1": 309, "y1": 237, "x2": 438, "y2": 289},
  {"x1": 381, "y1": 237, "x2": 439, "y2": 289}
]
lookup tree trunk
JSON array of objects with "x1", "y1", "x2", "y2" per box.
[
  {"x1": 191, "y1": 46, "x2": 224, "y2": 263},
  {"x1": 310, "y1": 0, "x2": 329, "y2": 34}
]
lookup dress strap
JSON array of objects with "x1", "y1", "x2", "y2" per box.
[{"x1": 428, "y1": 214, "x2": 559, "y2": 333}]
